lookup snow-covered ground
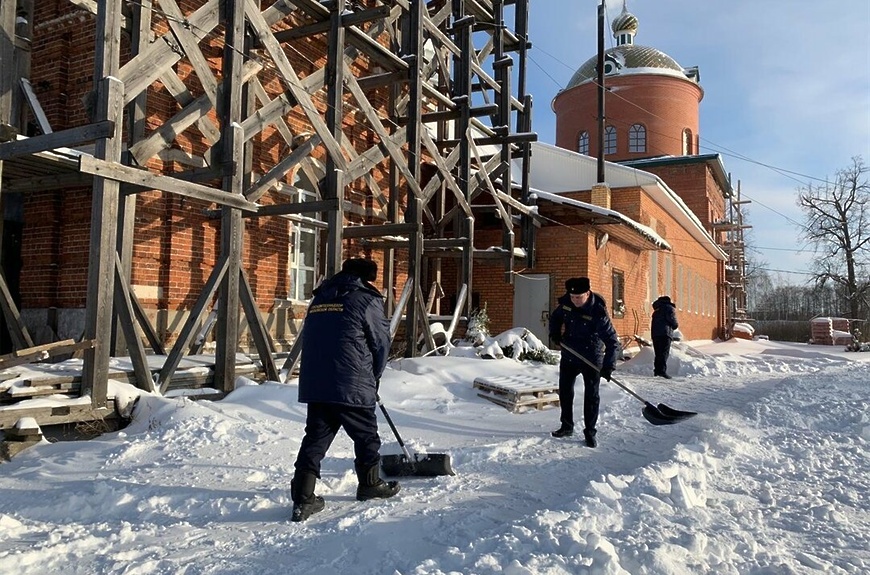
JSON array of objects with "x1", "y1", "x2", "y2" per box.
[{"x1": 0, "y1": 338, "x2": 868, "y2": 575}]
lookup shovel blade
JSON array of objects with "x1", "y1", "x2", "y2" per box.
[
  {"x1": 381, "y1": 453, "x2": 455, "y2": 477},
  {"x1": 642, "y1": 402, "x2": 696, "y2": 426},
  {"x1": 656, "y1": 403, "x2": 698, "y2": 420}
]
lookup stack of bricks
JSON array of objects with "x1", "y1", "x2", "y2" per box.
[
  {"x1": 831, "y1": 318, "x2": 853, "y2": 346},
  {"x1": 810, "y1": 318, "x2": 834, "y2": 345},
  {"x1": 810, "y1": 317, "x2": 853, "y2": 345}
]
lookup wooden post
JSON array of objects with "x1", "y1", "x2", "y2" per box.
[
  {"x1": 214, "y1": 0, "x2": 246, "y2": 392},
  {"x1": 82, "y1": 0, "x2": 124, "y2": 406},
  {"x1": 323, "y1": 0, "x2": 347, "y2": 276}
]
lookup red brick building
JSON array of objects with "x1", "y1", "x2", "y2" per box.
[{"x1": 456, "y1": 5, "x2": 743, "y2": 346}]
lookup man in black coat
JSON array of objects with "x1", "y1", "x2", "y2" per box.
[
  {"x1": 548, "y1": 277, "x2": 620, "y2": 448},
  {"x1": 650, "y1": 295, "x2": 679, "y2": 379},
  {"x1": 290, "y1": 258, "x2": 399, "y2": 522}
]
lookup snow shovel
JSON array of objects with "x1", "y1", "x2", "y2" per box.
[
  {"x1": 377, "y1": 399, "x2": 455, "y2": 477},
  {"x1": 560, "y1": 344, "x2": 697, "y2": 426}
]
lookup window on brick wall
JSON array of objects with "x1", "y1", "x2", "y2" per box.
[
  {"x1": 628, "y1": 124, "x2": 646, "y2": 153},
  {"x1": 612, "y1": 269, "x2": 625, "y2": 318},
  {"x1": 682, "y1": 128, "x2": 694, "y2": 155},
  {"x1": 604, "y1": 125, "x2": 617, "y2": 155},
  {"x1": 289, "y1": 171, "x2": 320, "y2": 301},
  {"x1": 577, "y1": 131, "x2": 590, "y2": 155}
]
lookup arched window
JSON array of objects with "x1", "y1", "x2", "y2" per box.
[
  {"x1": 628, "y1": 124, "x2": 646, "y2": 153},
  {"x1": 577, "y1": 131, "x2": 590, "y2": 155},
  {"x1": 604, "y1": 125, "x2": 617, "y2": 155},
  {"x1": 682, "y1": 128, "x2": 694, "y2": 155}
]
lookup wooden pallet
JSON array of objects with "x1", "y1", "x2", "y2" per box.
[{"x1": 473, "y1": 375, "x2": 560, "y2": 413}]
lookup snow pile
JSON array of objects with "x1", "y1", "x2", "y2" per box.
[{"x1": 0, "y1": 339, "x2": 868, "y2": 575}]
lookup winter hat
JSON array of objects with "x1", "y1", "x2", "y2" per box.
[
  {"x1": 566, "y1": 277, "x2": 591, "y2": 294},
  {"x1": 342, "y1": 258, "x2": 378, "y2": 282}
]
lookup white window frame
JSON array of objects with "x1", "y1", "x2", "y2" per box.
[
  {"x1": 289, "y1": 173, "x2": 320, "y2": 302},
  {"x1": 578, "y1": 131, "x2": 590, "y2": 155},
  {"x1": 628, "y1": 124, "x2": 646, "y2": 153},
  {"x1": 604, "y1": 125, "x2": 617, "y2": 155}
]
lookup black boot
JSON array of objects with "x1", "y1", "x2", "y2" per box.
[
  {"x1": 355, "y1": 463, "x2": 400, "y2": 501},
  {"x1": 583, "y1": 429, "x2": 598, "y2": 448},
  {"x1": 551, "y1": 425, "x2": 573, "y2": 438},
  {"x1": 290, "y1": 472, "x2": 325, "y2": 522}
]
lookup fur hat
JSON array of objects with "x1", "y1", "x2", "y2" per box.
[
  {"x1": 565, "y1": 277, "x2": 591, "y2": 294},
  {"x1": 341, "y1": 258, "x2": 378, "y2": 282}
]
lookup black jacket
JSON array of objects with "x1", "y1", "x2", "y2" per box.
[
  {"x1": 651, "y1": 296, "x2": 679, "y2": 339},
  {"x1": 549, "y1": 292, "x2": 619, "y2": 370},
  {"x1": 298, "y1": 271, "x2": 391, "y2": 407}
]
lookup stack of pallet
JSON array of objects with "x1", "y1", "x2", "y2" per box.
[{"x1": 473, "y1": 374, "x2": 559, "y2": 413}]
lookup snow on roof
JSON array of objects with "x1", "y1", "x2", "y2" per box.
[
  {"x1": 530, "y1": 187, "x2": 671, "y2": 250},
  {"x1": 516, "y1": 142, "x2": 726, "y2": 261}
]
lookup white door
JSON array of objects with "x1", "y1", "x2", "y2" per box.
[{"x1": 513, "y1": 274, "x2": 551, "y2": 343}]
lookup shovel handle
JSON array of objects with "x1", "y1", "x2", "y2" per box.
[
  {"x1": 559, "y1": 343, "x2": 651, "y2": 406},
  {"x1": 377, "y1": 399, "x2": 414, "y2": 460}
]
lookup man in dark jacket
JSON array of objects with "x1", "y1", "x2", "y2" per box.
[
  {"x1": 290, "y1": 258, "x2": 399, "y2": 522},
  {"x1": 548, "y1": 277, "x2": 620, "y2": 448},
  {"x1": 651, "y1": 295, "x2": 678, "y2": 379}
]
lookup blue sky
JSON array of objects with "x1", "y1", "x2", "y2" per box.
[{"x1": 523, "y1": 0, "x2": 870, "y2": 283}]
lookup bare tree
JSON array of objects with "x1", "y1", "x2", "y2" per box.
[{"x1": 797, "y1": 156, "x2": 870, "y2": 320}]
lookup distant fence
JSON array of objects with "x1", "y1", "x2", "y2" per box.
[{"x1": 752, "y1": 320, "x2": 811, "y2": 343}]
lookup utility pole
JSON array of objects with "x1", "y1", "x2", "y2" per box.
[{"x1": 596, "y1": 0, "x2": 605, "y2": 183}]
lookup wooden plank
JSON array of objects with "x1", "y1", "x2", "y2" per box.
[
  {"x1": 244, "y1": 0, "x2": 347, "y2": 170},
  {"x1": 0, "y1": 121, "x2": 115, "y2": 160},
  {"x1": 117, "y1": 0, "x2": 220, "y2": 104},
  {"x1": 0, "y1": 404, "x2": 117, "y2": 431},
  {"x1": 239, "y1": 269, "x2": 279, "y2": 382},
  {"x1": 245, "y1": 133, "x2": 321, "y2": 202},
  {"x1": 158, "y1": 70, "x2": 221, "y2": 145},
  {"x1": 78, "y1": 156, "x2": 258, "y2": 212},
  {"x1": 0, "y1": 339, "x2": 93, "y2": 373},
  {"x1": 241, "y1": 86, "x2": 296, "y2": 144},
  {"x1": 19, "y1": 78, "x2": 52, "y2": 134},
  {"x1": 0, "y1": 271, "x2": 34, "y2": 350},
  {"x1": 0, "y1": 0, "x2": 15, "y2": 122},
  {"x1": 114, "y1": 254, "x2": 156, "y2": 392},
  {"x1": 157, "y1": 256, "x2": 229, "y2": 393},
  {"x1": 343, "y1": 68, "x2": 425, "y2": 201},
  {"x1": 158, "y1": 0, "x2": 219, "y2": 105}
]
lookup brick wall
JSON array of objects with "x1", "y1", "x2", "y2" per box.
[
  {"x1": 553, "y1": 75, "x2": 703, "y2": 160},
  {"x1": 460, "y1": 185, "x2": 722, "y2": 343},
  {"x1": 19, "y1": 1, "x2": 396, "y2": 346}
]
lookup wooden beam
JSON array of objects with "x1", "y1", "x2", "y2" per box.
[
  {"x1": 0, "y1": 121, "x2": 115, "y2": 160},
  {"x1": 78, "y1": 156, "x2": 258, "y2": 212},
  {"x1": 117, "y1": 0, "x2": 220, "y2": 104},
  {"x1": 19, "y1": 78, "x2": 52, "y2": 134}
]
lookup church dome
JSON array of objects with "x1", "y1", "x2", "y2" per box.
[
  {"x1": 611, "y1": 9, "x2": 638, "y2": 36},
  {"x1": 564, "y1": 5, "x2": 694, "y2": 90},
  {"x1": 565, "y1": 45, "x2": 687, "y2": 89}
]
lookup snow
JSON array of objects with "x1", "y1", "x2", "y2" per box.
[{"x1": 1, "y1": 338, "x2": 869, "y2": 574}]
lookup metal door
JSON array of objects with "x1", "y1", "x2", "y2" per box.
[{"x1": 513, "y1": 274, "x2": 551, "y2": 342}]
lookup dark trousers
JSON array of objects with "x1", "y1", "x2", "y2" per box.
[
  {"x1": 653, "y1": 336, "x2": 672, "y2": 376},
  {"x1": 293, "y1": 402, "x2": 382, "y2": 477},
  {"x1": 558, "y1": 361, "x2": 601, "y2": 432}
]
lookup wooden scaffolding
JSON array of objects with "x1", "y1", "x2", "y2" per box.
[{"x1": 0, "y1": 0, "x2": 536, "y2": 429}]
